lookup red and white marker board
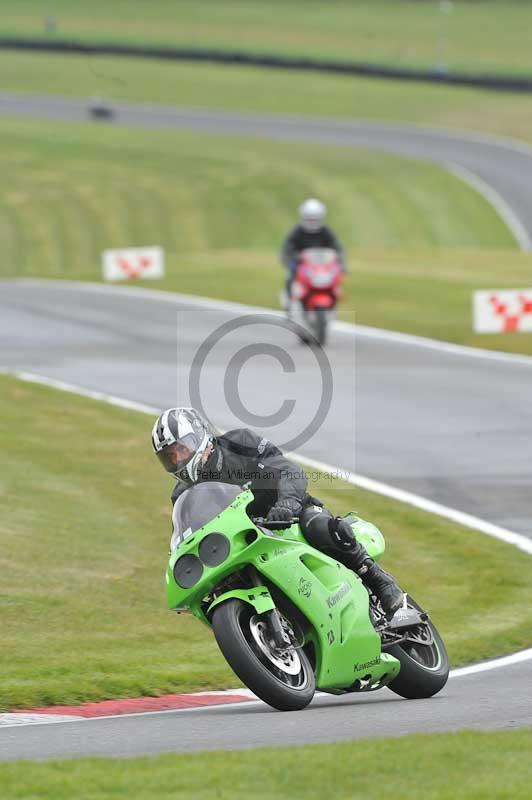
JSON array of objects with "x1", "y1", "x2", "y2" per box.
[
  {"x1": 473, "y1": 289, "x2": 532, "y2": 333},
  {"x1": 102, "y1": 246, "x2": 164, "y2": 281}
]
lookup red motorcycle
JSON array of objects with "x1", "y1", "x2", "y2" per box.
[{"x1": 288, "y1": 248, "x2": 344, "y2": 346}]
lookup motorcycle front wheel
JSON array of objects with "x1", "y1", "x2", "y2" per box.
[
  {"x1": 313, "y1": 306, "x2": 328, "y2": 346},
  {"x1": 386, "y1": 596, "x2": 449, "y2": 699},
  {"x1": 212, "y1": 599, "x2": 315, "y2": 711}
]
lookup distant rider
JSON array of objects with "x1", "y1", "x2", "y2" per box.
[
  {"x1": 152, "y1": 407, "x2": 404, "y2": 616},
  {"x1": 281, "y1": 198, "x2": 346, "y2": 296}
]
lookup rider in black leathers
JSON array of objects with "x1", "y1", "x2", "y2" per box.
[
  {"x1": 152, "y1": 408, "x2": 404, "y2": 616},
  {"x1": 281, "y1": 198, "x2": 345, "y2": 293}
]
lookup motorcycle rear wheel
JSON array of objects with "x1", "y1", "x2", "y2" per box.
[
  {"x1": 212, "y1": 599, "x2": 315, "y2": 711},
  {"x1": 386, "y1": 596, "x2": 449, "y2": 699}
]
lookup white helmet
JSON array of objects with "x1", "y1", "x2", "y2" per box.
[
  {"x1": 152, "y1": 407, "x2": 215, "y2": 485},
  {"x1": 299, "y1": 198, "x2": 326, "y2": 232}
]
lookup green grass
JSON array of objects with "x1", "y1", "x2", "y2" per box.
[
  {"x1": 2, "y1": 0, "x2": 532, "y2": 76},
  {"x1": 2, "y1": 116, "x2": 532, "y2": 356},
  {"x1": 1, "y1": 730, "x2": 532, "y2": 799},
  {"x1": 1, "y1": 373, "x2": 532, "y2": 710},
  {"x1": 0, "y1": 118, "x2": 513, "y2": 274}
]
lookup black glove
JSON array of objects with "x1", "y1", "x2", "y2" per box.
[{"x1": 267, "y1": 498, "x2": 302, "y2": 522}]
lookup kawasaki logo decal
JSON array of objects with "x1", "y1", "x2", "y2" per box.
[
  {"x1": 326, "y1": 582, "x2": 351, "y2": 608},
  {"x1": 354, "y1": 656, "x2": 381, "y2": 672}
]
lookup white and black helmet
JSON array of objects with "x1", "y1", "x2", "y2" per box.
[
  {"x1": 299, "y1": 198, "x2": 326, "y2": 232},
  {"x1": 152, "y1": 407, "x2": 216, "y2": 485}
]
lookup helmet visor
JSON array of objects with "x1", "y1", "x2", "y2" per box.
[
  {"x1": 301, "y1": 216, "x2": 323, "y2": 232},
  {"x1": 156, "y1": 434, "x2": 199, "y2": 477}
]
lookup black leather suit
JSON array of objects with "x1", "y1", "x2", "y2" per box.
[
  {"x1": 281, "y1": 224, "x2": 345, "y2": 274},
  {"x1": 170, "y1": 428, "x2": 341, "y2": 557}
]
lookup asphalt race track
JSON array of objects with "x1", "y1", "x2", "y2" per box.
[
  {"x1": 2, "y1": 281, "x2": 531, "y2": 535},
  {"x1": 1, "y1": 101, "x2": 531, "y2": 759},
  {"x1": 1, "y1": 661, "x2": 531, "y2": 761}
]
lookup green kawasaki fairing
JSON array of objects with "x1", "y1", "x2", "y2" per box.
[{"x1": 165, "y1": 484, "x2": 400, "y2": 692}]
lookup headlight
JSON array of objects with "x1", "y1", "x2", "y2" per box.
[
  {"x1": 173, "y1": 554, "x2": 203, "y2": 589},
  {"x1": 311, "y1": 273, "x2": 332, "y2": 288},
  {"x1": 199, "y1": 533, "x2": 230, "y2": 567}
]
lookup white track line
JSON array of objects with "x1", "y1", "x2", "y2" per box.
[
  {"x1": 10, "y1": 370, "x2": 159, "y2": 416},
  {"x1": 336, "y1": 319, "x2": 532, "y2": 366},
  {"x1": 447, "y1": 162, "x2": 532, "y2": 251},
  {"x1": 289, "y1": 451, "x2": 532, "y2": 555},
  {"x1": 2, "y1": 367, "x2": 532, "y2": 681},
  {"x1": 450, "y1": 647, "x2": 532, "y2": 679},
  {"x1": 0, "y1": 714, "x2": 85, "y2": 727}
]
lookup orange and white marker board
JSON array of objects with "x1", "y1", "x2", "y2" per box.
[
  {"x1": 102, "y1": 246, "x2": 164, "y2": 281},
  {"x1": 473, "y1": 289, "x2": 532, "y2": 333}
]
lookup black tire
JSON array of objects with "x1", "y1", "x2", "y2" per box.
[
  {"x1": 313, "y1": 307, "x2": 327, "y2": 346},
  {"x1": 386, "y1": 596, "x2": 449, "y2": 699},
  {"x1": 211, "y1": 599, "x2": 315, "y2": 711},
  {"x1": 298, "y1": 331, "x2": 312, "y2": 346}
]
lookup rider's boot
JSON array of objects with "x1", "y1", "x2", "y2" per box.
[{"x1": 330, "y1": 517, "x2": 405, "y2": 616}]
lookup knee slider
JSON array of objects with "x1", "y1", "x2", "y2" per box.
[{"x1": 329, "y1": 517, "x2": 357, "y2": 552}]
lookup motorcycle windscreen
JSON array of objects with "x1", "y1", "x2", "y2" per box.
[
  {"x1": 301, "y1": 248, "x2": 336, "y2": 264},
  {"x1": 170, "y1": 482, "x2": 242, "y2": 550}
]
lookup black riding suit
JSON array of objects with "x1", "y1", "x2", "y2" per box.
[
  {"x1": 171, "y1": 428, "x2": 308, "y2": 516},
  {"x1": 169, "y1": 429, "x2": 404, "y2": 616},
  {"x1": 281, "y1": 224, "x2": 345, "y2": 275}
]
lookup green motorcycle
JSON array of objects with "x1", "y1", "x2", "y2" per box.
[{"x1": 166, "y1": 482, "x2": 449, "y2": 711}]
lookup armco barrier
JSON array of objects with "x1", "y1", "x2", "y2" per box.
[{"x1": 2, "y1": 36, "x2": 532, "y2": 93}]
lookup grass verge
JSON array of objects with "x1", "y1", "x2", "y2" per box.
[
  {"x1": 0, "y1": 118, "x2": 513, "y2": 270},
  {"x1": 2, "y1": 0, "x2": 532, "y2": 75},
  {"x1": 1, "y1": 373, "x2": 532, "y2": 710},
  {"x1": 1, "y1": 730, "x2": 532, "y2": 799}
]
